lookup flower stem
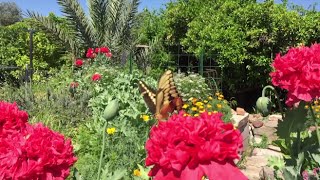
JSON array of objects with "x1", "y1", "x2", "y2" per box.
[
  {"x1": 308, "y1": 104, "x2": 320, "y2": 147},
  {"x1": 97, "y1": 122, "x2": 107, "y2": 180}
]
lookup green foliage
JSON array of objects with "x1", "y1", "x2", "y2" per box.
[
  {"x1": 273, "y1": 102, "x2": 320, "y2": 179},
  {"x1": 174, "y1": 72, "x2": 212, "y2": 101},
  {"x1": 0, "y1": 18, "x2": 66, "y2": 83},
  {"x1": 159, "y1": 0, "x2": 320, "y2": 94},
  {"x1": 62, "y1": 55, "x2": 157, "y2": 179},
  {"x1": 253, "y1": 135, "x2": 269, "y2": 149},
  {"x1": 132, "y1": 9, "x2": 174, "y2": 76}
]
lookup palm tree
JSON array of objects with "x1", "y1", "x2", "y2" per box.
[{"x1": 27, "y1": 0, "x2": 139, "y2": 59}]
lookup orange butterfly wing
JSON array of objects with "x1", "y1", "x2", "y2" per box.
[{"x1": 138, "y1": 70, "x2": 183, "y2": 121}]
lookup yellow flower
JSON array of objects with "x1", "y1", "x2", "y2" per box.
[
  {"x1": 208, "y1": 96, "x2": 213, "y2": 100},
  {"x1": 215, "y1": 92, "x2": 220, "y2": 96},
  {"x1": 218, "y1": 97, "x2": 223, "y2": 100},
  {"x1": 216, "y1": 104, "x2": 222, "y2": 109},
  {"x1": 317, "y1": 115, "x2": 320, "y2": 118},
  {"x1": 208, "y1": 112, "x2": 212, "y2": 115},
  {"x1": 183, "y1": 113, "x2": 189, "y2": 117},
  {"x1": 133, "y1": 169, "x2": 141, "y2": 176},
  {"x1": 140, "y1": 115, "x2": 150, "y2": 122},
  {"x1": 195, "y1": 102, "x2": 204, "y2": 107},
  {"x1": 199, "y1": 105, "x2": 204, "y2": 110},
  {"x1": 203, "y1": 100, "x2": 208, "y2": 103},
  {"x1": 194, "y1": 113, "x2": 199, "y2": 117},
  {"x1": 305, "y1": 105, "x2": 309, "y2": 109},
  {"x1": 106, "y1": 127, "x2": 116, "y2": 135},
  {"x1": 191, "y1": 107, "x2": 198, "y2": 111},
  {"x1": 199, "y1": 109, "x2": 205, "y2": 113},
  {"x1": 182, "y1": 104, "x2": 189, "y2": 109},
  {"x1": 192, "y1": 98, "x2": 198, "y2": 104},
  {"x1": 206, "y1": 104, "x2": 212, "y2": 108},
  {"x1": 213, "y1": 111, "x2": 218, "y2": 113},
  {"x1": 316, "y1": 108, "x2": 319, "y2": 112},
  {"x1": 219, "y1": 94, "x2": 224, "y2": 99}
]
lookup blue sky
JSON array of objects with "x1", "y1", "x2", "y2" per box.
[
  {"x1": 0, "y1": 0, "x2": 172, "y2": 16},
  {"x1": 0, "y1": 0, "x2": 318, "y2": 16}
]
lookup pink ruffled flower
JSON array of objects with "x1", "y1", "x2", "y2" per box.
[
  {"x1": 270, "y1": 43, "x2": 320, "y2": 106},
  {"x1": 0, "y1": 101, "x2": 77, "y2": 180},
  {"x1": 145, "y1": 111, "x2": 246, "y2": 180},
  {"x1": 0, "y1": 101, "x2": 28, "y2": 136}
]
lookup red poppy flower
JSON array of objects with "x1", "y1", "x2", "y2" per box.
[
  {"x1": 86, "y1": 48, "x2": 96, "y2": 58},
  {"x1": 106, "y1": 52, "x2": 112, "y2": 58},
  {"x1": 270, "y1": 43, "x2": 320, "y2": 106},
  {"x1": 74, "y1": 59, "x2": 83, "y2": 67},
  {"x1": 145, "y1": 111, "x2": 246, "y2": 180},
  {"x1": 91, "y1": 73, "x2": 102, "y2": 81},
  {"x1": 70, "y1": 82, "x2": 79, "y2": 88},
  {"x1": 0, "y1": 101, "x2": 28, "y2": 136},
  {"x1": 94, "y1": 48, "x2": 100, "y2": 53},
  {"x1": 100, "y1": 46, "x2": 110, "y2": 53}
]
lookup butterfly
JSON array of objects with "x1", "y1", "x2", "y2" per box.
[{"x1": 138, "y1": 70, "x2": 183, "y2": 121}]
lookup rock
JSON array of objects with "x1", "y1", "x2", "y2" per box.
[
  {"x1": 245, "y1": 155, "x2": 268, "y2": 168},
  {"x1": 254, "y1": 135, "x2": 262, "y2": 144},
  {"x1": 253, "y1": 126, "x2": 277, "y2": 143},
  {"x1": 264, "y1": 119, "x2": 278, "y2": 128},
  {"x1": 252, "y1": 120, "x2": 264, "y2": 128},
  {"x1": 269, "y1": 114, "x2": 282, "y2": 121},
  {"x1": 249, "y1": 114, "x2": 262, "y2": 123},
  {"x1": 231, "y1": 109, "x2": 237, "y2": 115},
  {"x1": 233, "y1": 113, "x2": 249, "y2": 129},
  {"x1": 241, "y1": 166, "x2": 261, "y2": 180},
  {"x1": 252, "y1": 148, "x2": 283, "y2": 158},
  {"x1": 259, "y1": 166, "x2": 275, "y2": 180},
  {"x1": 253, "y1": 126, "x2": 276, "y2": 136},
  {"x1": 236, "y1": 107, "x2": 246, "y2": 115}
]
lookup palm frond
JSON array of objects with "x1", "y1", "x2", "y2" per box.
[
  {"x1": 104, "y1": 0, "x2": 125, "y2": 45},
  {"x1": 27, "y1": 10, "x2": 81, "y2": 55},
  {"x1": 57, "y1": 0, "x2": 95, "y2": 48},
  {"x1": 117, "y1": 0, "x2": 140, "y2": 48},
  {"x1": 88, "y1": 0, "x2": 108, "y2": 45}
]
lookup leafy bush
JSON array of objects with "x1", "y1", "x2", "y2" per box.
[
  {"x1": 174, "y1": 72, "x2": 232, "y2": 122},
  {"x1": 0, "y1": 18, "x2": 66, "y2": 84},
  {"x1": 174, "y1": 72, "x2": 212, "y2": 101}
]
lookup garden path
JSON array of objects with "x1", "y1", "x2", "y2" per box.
[{"x1": 239, "y1": 114, "x2": 283, "y2": 180}]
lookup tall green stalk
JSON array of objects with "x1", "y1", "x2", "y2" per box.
[
  {"x1": 308, "y1": 105, "x2": 320, "y2": 147},
  {"x1": 97, "y1": 122, "x2": 108, "y2": 180}
]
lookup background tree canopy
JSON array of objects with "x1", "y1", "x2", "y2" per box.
[
  {"x1": 0, "y1": 2, "x2": 22, "y2": 26},
  {"x1": 135, "y1": 0, "x2": 320, "y2": 96}
]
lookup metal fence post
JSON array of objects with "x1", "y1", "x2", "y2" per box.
[
  {"x1": 199, "y1": 48, "x2": 204, "y2": 76},
  {"x1": 29, "y1": 29, "x2": 35, "y2": 81}
]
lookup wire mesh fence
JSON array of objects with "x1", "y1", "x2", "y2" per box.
[{"x1": 166, "y1": 44, "x2": 223, "y2": 92}]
